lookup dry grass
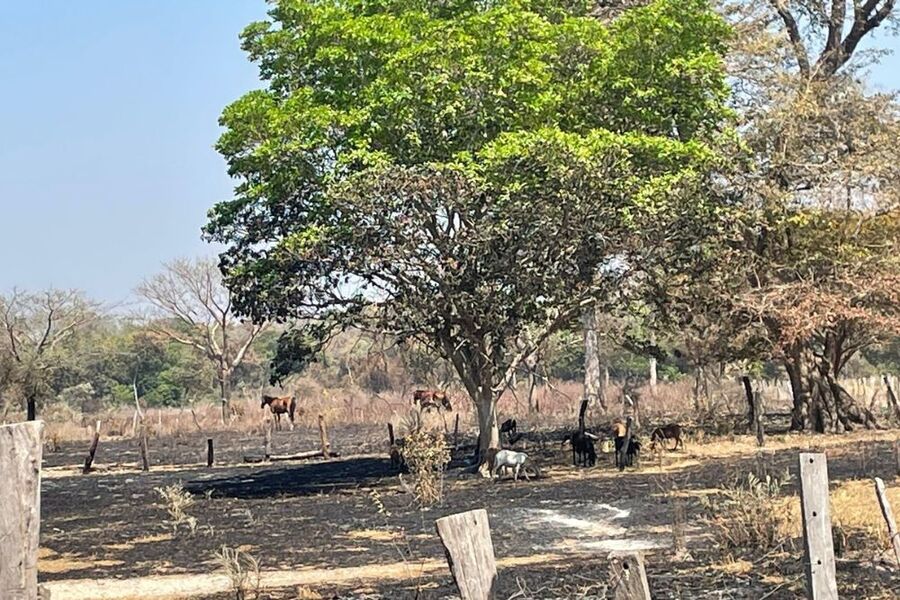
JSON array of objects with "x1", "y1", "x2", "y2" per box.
[
  {"x1": 400, "y1": 429, "x2": 451, "y2": 507},
  {"x1": 778, "y1": 478, "x2": 900, "y2": 559},
  {"x1": 701, "y1": 470, "x2": 796, "y2": 553},
  {"x1": 154, "y1": 483, "x2": 198, "y2": 535},
  {"x1": 215, "y1": 545, "x2": 261, "y2": 600},
  {"x1": 25, "y1": 374, "x2": 898, "y2": 445}
]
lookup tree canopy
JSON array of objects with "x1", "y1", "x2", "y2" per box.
[{"x1": 207, "y1": 0, "x2": 736, "y2": 457}]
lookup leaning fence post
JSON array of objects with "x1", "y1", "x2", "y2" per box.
[
  {"x1": 798, "y1": 453, "x2": 838, "y2": 599},
  {"x1": 0, "y1": 421, "x2": 44, "y2": 600},
  {"x1": 435, "y1": 509, "x2": 497, "y2": 600},
  {"x1": 82, "y1": 420, "x2": 101, "y2": 474},
  {"x1": 608, "y1": 552, "x2": 651, "y2": 600},
  {"x1": 874, "y1": 477, "x2": 900, "y2": 567}
]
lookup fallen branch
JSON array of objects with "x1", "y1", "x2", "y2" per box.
[{"x1": 242, "y1": 449, "x2": 340, "y2": 463}]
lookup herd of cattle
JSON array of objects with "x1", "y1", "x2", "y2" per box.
[
  {"x1": 395, "y1": 389, "x2": 685, "y2": 480},
  {"x1": 260, "y1": 388, "x2": 685, "y2": 479}
]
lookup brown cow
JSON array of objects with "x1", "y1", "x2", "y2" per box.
[
  {"x1": 412, "y1": 389, "x2": 452, "y2": 412},
  {"x1": 261, "y1": 394, "x2": 297, "y2": 431},
  {"x1": 650, "y1": 423, "x2": 684, "y2": 451}
]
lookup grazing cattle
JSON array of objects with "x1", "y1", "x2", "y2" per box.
[
  {"x1": 493, "y1": 449, "x2": 530, "y2": 481},
  {"x1": 616, "y1": 436, "x2": 641, "y2": 470},
  {"x1": 261, "y1": 394, "x2": 297, "y2": 430},
  {"x1": 412, "y1": 389, "x2": 452, "y2": 412},
  {"x1": 562, "y1": 430, "x2": 598, "y2": 467},
  {"x1": 650, "y1": 423, "x2": 684, "y2": 451}
]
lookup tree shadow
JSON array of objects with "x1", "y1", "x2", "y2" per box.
[{"x1": 184, "y1": 456, "x2": 397, "y2": 499}]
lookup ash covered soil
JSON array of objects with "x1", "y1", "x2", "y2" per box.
[{"x1": 38, "y1": 424, "x2": 900, "y2": 599}]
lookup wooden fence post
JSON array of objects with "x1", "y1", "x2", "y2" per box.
[
  {"x1": 206, "y1": 438, "x2": 214, "y2": 468},
  {"x1": 82, "y1": 420, "x2": 101, "y2": 474},
  {"x1": 894, "y1": 440, "x2": 900, "y2": 476},
  {"x1": 608, "y1": 552, "x2": 651, "y2": 600},
  {"x1": 798, "y1": 453, "x2": 838, "y2": 600},
  {"x1": 139, "y1": 426, "x2": 150, "y2": 472},
  {"x1": 874, "y1": 477, "x2": 900, "y2": 567},
  {"x1": 318, "y1": 415, "x2": 331, "y2": 459},
  {"x1": 435, "y1": 509, "x2": 497, "y2": 600},
  {"x1": 753, "y1": 392, "x2": 765, "y2": 447},
  {"x1": 264, "y1": 425, "x2": 272, "y2": 461},
  {"x1": 453, "y1": 414, "x2": 460, "y2": 450},
  {"x1": 741, "y1": 376, "x2": 755, "y2": 431},
  {"x1": 0, "y1": 421, "x2": 43, "y2": 600}
]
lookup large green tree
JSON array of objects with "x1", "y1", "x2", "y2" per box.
[{"x1": 207, "y1": 0, "x2": 735, "y2": 461}]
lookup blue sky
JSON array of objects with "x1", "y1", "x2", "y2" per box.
[{"x1": 0, "y1": 3, "x2": 897, "y2": 303}]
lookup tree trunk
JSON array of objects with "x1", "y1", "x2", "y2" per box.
[
  {"x1": 475, "y1": 387, "x2": 499, "y2": 475},
  {"x1": 648, "y1": 357, "x2": 657, "y2": 390},
  {"x1": 785, "y1": 349, "x2": 811, "y2": 431},
  {"x1": 525, "y1": 369, "x2": 537, "y2": 414},
  {"x1": 219, "y1": 370, "x2": 231, "y2": 425},
  {"x1": 787, "y1": 347, "x2": 877, "y2": 433},
  {"x1": 26, "y1": 394, "x2": 36, "y2": 422},
  {"x1": 582, "y1": 306, "x2": 605, "y2": 409}
]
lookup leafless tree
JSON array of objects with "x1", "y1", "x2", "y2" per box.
[
  {"x1": 0, "y1": 289, "x2": 99, "y2": 420},
  {"x1": 136, "y1": 258, "x2": 268, "y2": 423}
]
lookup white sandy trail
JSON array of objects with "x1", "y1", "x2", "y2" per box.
[{"x1": 44, "y1": 553, "x2": 563, "y2": 600}]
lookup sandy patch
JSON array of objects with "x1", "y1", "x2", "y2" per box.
[{"x1": 43, "y1": 553, "x2": 566, "y2": 600}]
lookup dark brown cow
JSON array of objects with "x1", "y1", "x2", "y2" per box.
[
  {"x1": 650, "y1": 423, "x2": 684, "y2": 451},
  {"x1": 412, "y1": 389, "x2": 452, "y2": 412},
  {"x1": 261, "y1": 394, "x2": 297, "y2": 430}
]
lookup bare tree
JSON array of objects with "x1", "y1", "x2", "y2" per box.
[
  {"x1": 136, "y1": 258, "x2": 268, "y2": 423},
  {"x1": 0, "y1": 289, "x2": 99, "y2": 420}
]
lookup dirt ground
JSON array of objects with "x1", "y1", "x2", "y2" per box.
[{"x1": 38, "y1": 422, "x2": 900, "y2": 599}]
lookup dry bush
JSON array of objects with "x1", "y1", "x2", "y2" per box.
[
  {"x1": 215, "y1": 545, "x2": 260, "y2": 600},
  {"x1": 401, "y1": 429, "x2": 451, "y2": 507},
  {"x1": 154, "y1": 483, "x2": 198, "y2": 534},
  {"x1": 295, "y1": 587, "x2": 322, "y2": 599},
  {"x1": 701, "y1": 470, "x2": 795, "y2": 553}
]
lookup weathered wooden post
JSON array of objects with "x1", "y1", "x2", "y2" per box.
[
  {"x1": 387, "y1": 422, "x2": 395, "y2": 447},
  {"x1": 895, "y1": 440, "x2": 900, "y2": 476},
  {"x1": 264, "y1": 425, "x2": 272, "y2": 461},
  {"x1": 453, "y1": 414, "x2": 460, "y2": 450},
  {"x1": 206, "y1": 438, "x2": 214, "y2": 468},
  {"x1": 608, "y1": 552, "x2": 651, "y2": 600},
  {"x1": 753, "y1": 392, "x2": 765, "y2": 447},
  {"x1": 741, "y1": 376, "x2": 755, "y2": 431},
  {"x1": 0, "y1": 421, "x2": 43, "y2": 600},
  {"x1": 799, "y1": 453, "x2": 838, "y2": 599},
  {"x1": 874, "y1": 477, "x2": 900, "y2": 567},
  {"x1": 318, "y1": 414, "x2": 331, "y2": 459},
  {"x1": 435, "y1": 509, "x2": 497, "y2": 600},
  {"x1": 618, "y1": 416, "x2": 633, "y2": 471},
  {"x1": 82, "y1": 420, "x2": 101, "y2": 474},
  {"x1": 139, "y1": 426, "x2": 150, "y2": 472}
]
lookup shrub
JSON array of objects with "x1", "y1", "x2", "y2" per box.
[
  {"x1": 401, "y1": 429, "x2": 451, "y2": 507},
  {"x1": 154, "y1": 483, "x2": 198, "y2": 534},
  {"x1": 701, "y1": 470, "x2": 794, "y2": 553},
  {"x1": 215, "y1": 545, "x2": 260, "y2": 600}
]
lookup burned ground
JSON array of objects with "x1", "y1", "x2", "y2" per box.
[{"x1": 39, "y1": 424, "x2": 900, "y2": 599}]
